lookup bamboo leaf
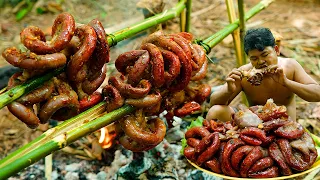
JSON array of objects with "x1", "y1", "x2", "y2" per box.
[
  {"x1": 15, "y1": 1, "x2": 34, "y2": 21},
  {"x1": 15, "y1": 7, "x2": 29, "y2": 20}
]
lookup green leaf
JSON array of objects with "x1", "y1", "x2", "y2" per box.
[
  {"x1": 16, "y1": 8, "x2": 29, "y2": 21},
  {"x1": 0, "y1": 0, "x2": 5, "y2": 8},
  {"x1": 15, "y1": 1, "x2": 34, "y2": 21},
  {"x1": 187, "y1": 116, "x2": 204, "y2": 129},
  {"x1": 180, "y1": 116, "x2": 204, "y2": 154},
  {"x1": 36, "y1": 7, "x2": 45, "y2": 14},
  {"x1": 180, "y1": 138, "x2": 188, "y2": 155},
  {"x1": 100, "y1": 12, "x2": 107, "y2": 19}
]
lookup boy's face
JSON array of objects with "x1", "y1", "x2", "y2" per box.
[{"x1": 248, "y1": 45, "x2": 280, "y2": 69}]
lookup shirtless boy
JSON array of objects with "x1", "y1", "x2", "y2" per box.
[{"x1": 206, "y1": 27, "x2": 320, "y2": 121}]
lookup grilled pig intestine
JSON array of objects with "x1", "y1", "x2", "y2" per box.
[
  {"x1": 185, "y1": 99, "x2": 317, "y2": 178},
  {"x1": 250, "y1": 99, "x2": 288, "y2": 122},
  {"x1": 2, "y1": 13, "x2": 110, "y2": 128}
]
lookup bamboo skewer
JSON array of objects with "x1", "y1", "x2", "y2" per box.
[
  {"x1": 237, "y1": 0, "x2": 249, "y2": 105},
  {"x1": 0, "y1": 0, "x2": 187, "y2": 178},
  {"x1": 0, "y1": 0, "x2": 188, "y2": 159},
  {"x1": 0, "y1": 67, "x2": 65, "y2": 109},
  {"x1": 0, "y1": 104, "x2": 135, "y2": 179},
  {"x1": 185, "y1": 0, "x2": 192, "y2": 32},
  {"x1": 0, "y1": 0, "x2": 274, "y2": 178},
  {"x1": 237, "y1": 0, "x2": 247, "y2": 65},
  {"x1": 0, "y1": 0, "x2": 187, "y2": 110}
]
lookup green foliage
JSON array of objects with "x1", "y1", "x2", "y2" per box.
[
  {"x1": 100, "y1": 11, "x2": 107, "y2": 19},
  {"x1": 8, "y1": 0, "x2": 23, "y2": 6},
  {"x1": 15, "y1": 0, "x2": 36, "y2": 21},
  {"x1": 36, "y1": 7, "x2": 45, "y2": 14},
  {"x1": 0, "y1": 0, "x2": 36, "y2": 7}
]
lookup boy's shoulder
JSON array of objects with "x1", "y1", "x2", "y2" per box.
[
  {"x1": 278, "y1": 57, "x2": 299, "y2": 67},
  {"x1": 278, "y1": 57, "x2": 297, "y2": 63}
]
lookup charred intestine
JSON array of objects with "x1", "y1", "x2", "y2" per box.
[{"x1": 184, "y1": 99, "x2": 317, "y2": 178}]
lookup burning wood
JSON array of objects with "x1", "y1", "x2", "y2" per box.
[{"x1": 99, "y1": 123, "x2": 118, "y2": 149}]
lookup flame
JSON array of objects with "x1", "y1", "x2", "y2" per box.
[{"x1": 99, "y1": 124, "x2": 117, "y2": 149}]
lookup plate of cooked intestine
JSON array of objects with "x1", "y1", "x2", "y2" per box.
[{"x1": 183, "y1": 99, "x2": 320, "y2": 179}]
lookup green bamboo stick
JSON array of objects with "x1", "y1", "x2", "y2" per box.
[
  {"x1": 0, "y1": 105, "x2": 135, "y2": 179},
  {"x1": 0, "y1": 0, "x2": 274, "y2": 178},
  {"x1": 0, "y1": 1, "x2": 188, "y2": 178},
  {"x1": 237, "y1": 0, "x2": 249, "y2": 106},
  {"x1": 107, "y1": 0, "x2": 186, "y2": 46},
  {"x1": 66, "y1": 105, "x2": 135, "y2": 144},
  {"x1": 0, "y1": 66, "x2": 64, "y2": 109},
  {"x1": 0, "y1": 102, "x2": 106, "y2": 167},
  {"x1": 0, "y1": 0, "x2": 187, "y2": 110},
  {"x1": 185, "y1": 0, "x2": 192, "y2": 32},
  {"x1": 237, "y1": 0, "x2": 247, "y2": 66},
  {"x1": 201, "y1": 0, "x2": 274, "y2": 53}
]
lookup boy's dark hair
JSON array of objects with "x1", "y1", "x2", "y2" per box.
[{"x1": 244, "y1": 28, "x2": 275, "y2": 55}]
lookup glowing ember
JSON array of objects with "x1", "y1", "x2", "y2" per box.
[{"x1": 99, "y1": 125, "x2": 117, "y2": 149}]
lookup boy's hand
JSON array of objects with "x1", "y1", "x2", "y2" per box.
[
  {"x1": 226, "y1": 68, "x2": 242, "y2": 93},
  {"x1": 268, "y1": 65, "x2": 286, "y2": 85}
]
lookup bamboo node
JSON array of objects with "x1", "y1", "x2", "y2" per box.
[
  {"x1": 107, "y1": 33, "x2": 117, "y2": 46},
  {"x1": 195, "y1": 39, "x2": 211, "y2": 54}
]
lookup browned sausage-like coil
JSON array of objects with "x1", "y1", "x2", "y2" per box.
[
  {"x1": 6, "y1": 72, "x2": 54, "y2": 128},
  {"x1": 39, "y1": 77, "x2": 80, "y2": 123},
  {"x1": 20, "y1": 12, "x2": 75, "y2": 54},
  {"x1": 3, "y1": 13, "x2": 111, "y2": 128},
  {"x1": 2, "y1": 47, "x2": 67, "y2": 70},
  {"x1": 184, "y1": 100, "x2": 317, "y2": 178},
  {"x1": 67, "y1": 25, "x2": 97, "y2": 82}
]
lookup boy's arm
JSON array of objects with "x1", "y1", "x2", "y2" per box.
[
  {"x1": 209, "y1": 83, "x2": 242, "y2": 106},
  {"x1": 284, "y1": 60, "x2": 320, "y2": 102}
]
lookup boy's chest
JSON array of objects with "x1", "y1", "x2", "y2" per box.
[{"x1": 241, "y1": 77, "x2": 293, "y2": 105}]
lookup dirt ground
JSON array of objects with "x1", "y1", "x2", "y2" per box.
[{"x1": 0, "y1": 0, "x2": 320, "y2": 179}]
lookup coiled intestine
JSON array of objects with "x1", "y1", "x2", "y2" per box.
[
  {"x1": 185, "y1": 100, "x2": 317, "y2": 178},
  {"x1": 2, "y1": 13, "x2": 109, "y2": 128},
  {"x1": 107, "y1": 31, "x2": 211, "y2": 151},
  {"x1": 2, "y1": 13, "x2": 212, "y2": 153}
]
